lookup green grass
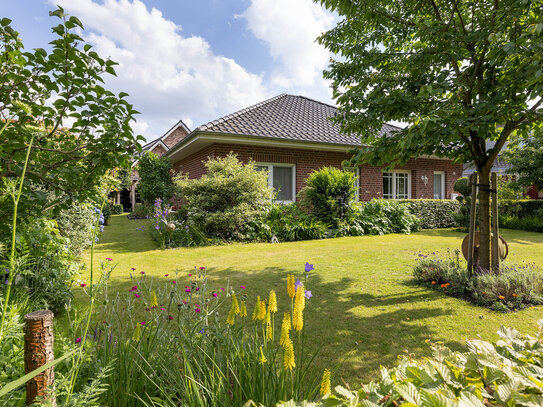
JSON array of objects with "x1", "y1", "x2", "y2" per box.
[{"x1": 81, "y1": 215, "x2": 543, "y2": 385}]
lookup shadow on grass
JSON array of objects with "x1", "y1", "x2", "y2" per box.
[{"x1": 91, "y1": 266, "x2": 458, "y2": 385}]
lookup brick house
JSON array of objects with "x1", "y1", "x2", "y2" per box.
[
  {"x1": 115, "y1": 120, "x2": 191, "y2": 211},
  {"x1": 165, "y1": 94, "x2": 463, "y2": 203}
]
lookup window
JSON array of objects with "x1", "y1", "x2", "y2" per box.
[
  {"x1": 344, "y1": 167, "x2": 360, "y2": 201},
  {"x1": 255, "y1": 163, "x2": 296, "y2": 202},
  {"x1": 382, "y1": 171, "x2": 410, "y2": 199},
  {"x1": 433, "y1": 171, "x2": 445, "y2": 199}
]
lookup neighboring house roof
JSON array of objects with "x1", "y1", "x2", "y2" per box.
[
  {"x1": 166, "y1": 94, "x2": 403, "y2": 161},
  {"x1": 142, "y1": 119, "x2": 191, "y2": 153},
  {"x1": 463, "y1": 158, "x2": 512, "y2": 176}
]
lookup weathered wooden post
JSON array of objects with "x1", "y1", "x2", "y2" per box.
[
  {"x1": 24, "y1": 310, "x2": 56, "y2": 406},
  {"x1": 491, "y1": 173, "x2": 500, "y2": 271},
  {"x1": 467, "y1": 173, "x2": 478, "y2": 276}
]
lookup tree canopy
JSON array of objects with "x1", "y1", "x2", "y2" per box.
[
  {"x1": 503, "y1": 129, "x2": 543, "y2": 190},
  {"x1": 0, "y1": 7, "x2": 144, "y2": 214},
  {"x1": 136, "y1": 151, "x2": 174, "y2": 205},
  {"x1": 316, "y1": 0, "x2": 543, "y2": 269}
]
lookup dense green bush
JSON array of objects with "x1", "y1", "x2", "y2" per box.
[
  {"x1": 353, "y1": 199, "x2": 419, "y2": 235},
  {"x1": 286, "y1": 324, "x2": 543, "y2": 406},
  {"x1": 137, "y1": 151, "x2": 174, "y2": 206},
  {"x1": 174, "y1": 154, "x2": 270, "y2": 240},
  {"x1": 413, "y1": 251, "x2": 543, "y2": 311},
  {"x1": 499, "y1": 199, "x2": 543, "y2": 218},
  {"x1": 110, "y1": 203, "x2": 124, "y2": 215},
  {"x1": 56, "y1": 201, "x2": 96, "y2": 256},
  {"x1": 398, "y1": 199, "x2": 460, "y2": 229},
  {"x1": 299, "y1": 167, "x2": 356, "y2": 228}
]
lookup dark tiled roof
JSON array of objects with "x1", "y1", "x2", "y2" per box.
[{"x1": 196, "y1": 94, "x2": 401, "y2": 146}]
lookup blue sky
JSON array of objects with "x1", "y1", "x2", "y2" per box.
[{"x1": 3, "y1": 0, "x2": 337, "y2": 142}]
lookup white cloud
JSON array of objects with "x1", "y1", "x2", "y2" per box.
[
  {"x1": 52, "y1": 0, "x2": 269, "y2": 141},
  {"x1": 241, "y1": 0, "x2": 336, "y2": 101}
]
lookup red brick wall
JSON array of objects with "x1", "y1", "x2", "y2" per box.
[
  {"x1": 164, "y1": 127, "x2": 189, "y2": 148},
  {"x1": 151, "y1": 144, "x2": 167, "y2": 157},
  {"x1": 172, "y1": 143, "x2": 463, "y2": 201}
]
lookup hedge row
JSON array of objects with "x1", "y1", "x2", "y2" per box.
[
  {"x1": 499, "y1": 199, "x2": 543, "y2": 218},
  {"x1": 398, "y1": 199, "x2": 461, "y2": 229}
]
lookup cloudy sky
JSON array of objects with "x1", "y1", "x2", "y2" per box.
[{"x1": 4, "y1": 0, "x2": 338, "y2": 142}]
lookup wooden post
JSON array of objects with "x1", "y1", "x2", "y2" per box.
[
  {"x1": 24, "y1": 310, "x2": 56, "y2": 406},
  {"x1": 467, "y1": 173, "x2": 478, "y2": 277},
  {"x1": 491, "y1": 173, "x2": 500, "y2": 271}
]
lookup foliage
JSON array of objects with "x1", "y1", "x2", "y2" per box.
[
  {"x1": 56, "y1": 201, "x2": 97, "y2": 256},
  {"x1": 174, "y1": 154, "x2": 270, "y2": 240},
  {"x1": 136, "y1": 151, "x2": 174, "y2": 206},
  {"x1": 497, "y1": 176, "x2": 522, "y2": 201},
  {"x1": 315, "y1": 0, "x2": 543, "y2": 270},
  {"x1": 413, "y1": 251, "x2": 543, "y2": 311},
  {"x1": 0, "y1": 9, "x2": 142, "y2": 216},
  {"x1": 453, "y1": 177, "x2": 471, "y2": 199},
  {"x1": 283, "y1": 323, "x2": 543, "y2": 406},
  {"x1": 398, "y1": 199, "x2": 460, "y2": 229},
  {"x1": 109, "y1": 203, "x2": 123, "y2": 215},
  {"x1": 454, "y1": 178, "x2": 472, "y2": 230},
  {"x1": 499, "y1": 200, "x2": 543, "y2": 233},
  {"x1": 502, "y1": 129, "x2": 543, "y2": 190},
  {"x1": 86, "y1": 266, "x2": 321, "y2": 406},
  {"x1": 130, "y1": 203, "x2": 152, "y2": 219},
  {"x1": 352, "y1": 200, "x2": 419, "y2": 235},
  {"x1": 299, "y1": 167, "x2": 356, "y2": 229}
]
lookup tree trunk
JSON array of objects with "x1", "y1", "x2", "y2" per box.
[{"x1": 477, "y1": 168, "x2": 492, "y2": 271}]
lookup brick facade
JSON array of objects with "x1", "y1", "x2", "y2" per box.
[
  {"x1": 163, "y1": 127, "x2": 189, "y2": 148},
  {"x1": 172, "y1": 143, "x2": 463, "y2": 201}
]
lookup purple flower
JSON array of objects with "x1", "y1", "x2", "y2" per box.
[
  {"x1": 75, "y1": 337, "x2": 82, "y2": 343},
  {"x1": 304, "y1": 262, "x2": 314, "y2": 273},
  {"x1": 134, "y1": 293, "x2": 141, "y2": 298},
  {"x1": 140, "y1": 321, "x2": 146, "y2": 326},
  {"x1": 295, "y1": 279, "x2": 303, "y2": 291},
  {"x1": 132, "y1": 285, "x2": 138, "y2": 291},
  {"x1": 155, "y1": 225, "x2": 160, "y2": 230},
  {"x1": 95, "y1": 236, "x2": 99, "y2": 242},
  {"x1": 304, "y1": 290, "x2": 312, "y2": 299},
  {"x1": 198, "y1": 328, "x2": 205, "y2": 334},
  {"x1": 105, "y1": 257, "x2": 113, "y2": 261},
  {"x1": 185, "y1": 288, "x2": 191, "y2": 293}
]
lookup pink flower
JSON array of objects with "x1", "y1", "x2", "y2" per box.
[
  {"x1": 164, "y1": 274, "x2": 169, "y2": 277},
  {"x1": 183, "y1": 301, "x2": 188, "y2": 304},
  {"x1": 146, "y1": 308, "x2": 150, "y2": 311},
  {"x1": 140, "y1": 321, "x2": 145, "y2": 326},
  {"x1": 131, "y1": 267, "x2": 136, "y2": 271},
  {"x1": 160, "y1": 307, "x2": 165, "y2": 311},
  {"x1": 185, "y1": 288, "x2": 191, "y2": 293},
  {"x1": 195, "y1": 308, "x2": 201, "y2": 313},
  {"x1": 188, "y1": 273, "x2": 192, "y2": 277},
  {"x1": 172, "y1": 280, "x2": 176, "y2": 284},
  {"x1": 75, "y1": 337, "x2": 82, "y2": 343},
  {"x1": 80, "y1": 283, "x2": 87, "y2": 287},
  {"x1": 132, "y1": 285, "x2": 138, "y2": 291},
  {"x1": 168, "y1": 315, "x2": 173, "y2": 320},
  {"x1": 195, "y1": 304, "x2": 199, "y2": 307},
  {"x1": 240, "y1": 285, "x2": 246, "y2": 289},
  {"x1": 195, "y1": 287, "x2": 200, "y2": 291},
  {"x1": 221, "y1": 288, "x2": 225, "y2": 291},
  {"x1": 199, "y1": 266, "x2": 205, "y2": 270},
  {"x1": 212, "y1": 293, "x2": 218, "y2": 297},
  {"x1": 140, "y1": 271, "x2": 145, "y2": 275},
  {"x1": 134, "y1": 293, "x2": 141, "y2": 298},
  {"x1": 105, "y1": 257, "x2": 113, "y2": 261}
]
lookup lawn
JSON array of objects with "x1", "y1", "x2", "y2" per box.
[{"x1": 81, "y1": 215, "x2": 543, "y2": 385}]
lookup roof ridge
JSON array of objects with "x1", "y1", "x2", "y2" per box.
[
  {"x1": 197, "y1": 93, "x2": 288, "y2": 131},
  {"x1": 292, "y1": 94, "x2": 337, "y2": 110}
]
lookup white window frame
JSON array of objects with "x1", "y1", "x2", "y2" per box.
[
  {"x1": 343, "y1": 166, "x2": 360, "y2": 202},
  {"x1": 433, "y1": 171, "x2": 445, "y2": 200},
  {"x1": 255, "y1": 163, "x2": 296, "y2": 203},
  {"x1": 382, "y1": 170, "x2": 411, "y2": 199}
]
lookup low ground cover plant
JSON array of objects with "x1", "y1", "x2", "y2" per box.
[
  {"x1": 284, "y1": 323, "x2": 543, "y2": 406},
  {"x1": 413, "y1": 251, "x2": 543, "y2": 311}
]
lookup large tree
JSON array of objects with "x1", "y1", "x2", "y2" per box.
[
  {"x1": 0, "y1": 7, "x2": 144, "y2": 215},
  {"x1": 316, "y1": 0, "x2": 543, "y2": 270},
  {"x1": 502, "y1": 128, "x2": 543, "y2": 190}
]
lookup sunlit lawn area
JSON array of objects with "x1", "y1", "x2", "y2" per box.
[{"x1": 81, "y1": 214, "x2": 543, "y2": 385}]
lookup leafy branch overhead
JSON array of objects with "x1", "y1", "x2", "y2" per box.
[
  {"x1": 0, "y1": 7, "x2": 144, "y2": 212},
  {"x1": 316, "y1": 0, "x2": 543, "y2": 171}
]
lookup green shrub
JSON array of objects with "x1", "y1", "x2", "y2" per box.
[
  {"x1": 499, "y1": 199, "x2": 543, "y2": 218},
  {"x1": 109, "y1": 203, "x2": 123, "y2": 215},
  {"x1": 453, "y1": 176, "x2": 471, "y2": 197},
  {"x1": 285, "y1": 324, "x2": 543, "y2": 406},
  {"x1": 131, "y1": 202, "x2": 151, "y2": 218},
  {"x1": 56, "y1": 201, "x2": 96, "y2": 256},
  {"x1": 353, "y1": 199, "x2": 419, "y2": 235},
  {"x1": 413, "y1": 251, "x2": 543, "y2": 311},
  {"x1": 299, "y1": 167, "x2": 356, "y2": 228},
  {"x1": 174, "y1": 154, "x2": 270, "y2": 240},
  {"x1": 137, "y1": 151, "x2": 174, "y2": 206},
  {"x1": 398, "y1": 199, "x2": 460, "y2": 229},
  {"x1": 101, "y1": 204, "x2": 112, "y2": 226}
]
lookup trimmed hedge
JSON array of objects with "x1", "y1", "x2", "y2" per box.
[
  {"x1": 499, "y1": 199, "x2": 543, "y2": 218},
  {"x1": 398, "y1": 199, "x2": 461, "y2": 229},
  {"x1": 110, "y1": 203, "x2": 123, "y2": 214}
]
